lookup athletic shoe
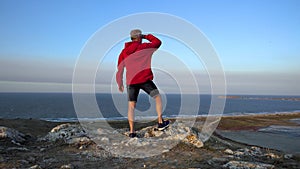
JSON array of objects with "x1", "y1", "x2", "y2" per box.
[
  {"x1": 157, "y1": 120, "x2": 170, "y2": 131},
  {"x1": 129, "y1": 133, "x2": 137, "y2": 138}
]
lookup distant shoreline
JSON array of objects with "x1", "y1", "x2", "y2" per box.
[{"x1": 219, "y1": 95, "x2": 300, "y2": 101}]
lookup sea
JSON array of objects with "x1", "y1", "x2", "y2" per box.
[{"x1": 0, "y1": 93, "x2": 299, "y2": 122}]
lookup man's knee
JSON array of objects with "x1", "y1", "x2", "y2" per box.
[
  {"x1": 128, "y1": 101, "x2": 136, "y2": 110},
  {"x1": 150, "y1": 89, "x2": 160, "y2": 98}
]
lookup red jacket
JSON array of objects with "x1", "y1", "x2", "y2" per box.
[{"x1": 116, "y1": 34, "x2": 161, "y2": 86}]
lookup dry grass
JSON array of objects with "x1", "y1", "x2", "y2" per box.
[{"x1": 217, "y1": 113, "x2": 300, "y2": 130}]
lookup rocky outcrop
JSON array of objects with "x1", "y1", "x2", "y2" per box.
[
  {"x1": 41, "y1": 123, "x2": 87, "y2": 142},
  {"x1": 38, "y1": 123, "x2": 93, "y2": 149},
  {"x1": 0, "y1": 126, "x2": 27, "y2": 145},
  {"x1": 41, "y1": 121, "x2": 203, "y2": 147},
  {"x1": 126, "y1": 121, "x2": 203, "y2": 148},
  {"x1": 39, "y1": 121, "x2": 203, "y2": 158}
]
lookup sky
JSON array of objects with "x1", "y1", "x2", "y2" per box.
[{"x1": 0, "y1": 0, "x2": 299, "y2": 95}]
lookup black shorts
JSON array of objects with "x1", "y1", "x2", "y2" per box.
[{"x1": 127, "y1": 80, "x2": 159, "y2": 102}]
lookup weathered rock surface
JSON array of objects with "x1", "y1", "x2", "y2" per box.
[
  {"x1": 38, "y1": 123, "x2": 94, "y2": 151},
  {"x1": 226, "y1": 146, "x2": 281, "y2": 160},
  {"x1": 60, "y1": 164, "x2": 75, "y2": 169},
  {"x1": 223, "y1": 160, "x2": 275, "y2": 169},
  {"x1": 40, "y1": 123, "x2": 87, "y2": 142},
  {"x1": 0, "y1": 126, "x2": 27, "y2": 145},
  {"x1": 28, "y1": 164, "x2": 42, "y2": 169},
  {"x1": 39, "y1": 121, "x2": 203, "y2": 158}
]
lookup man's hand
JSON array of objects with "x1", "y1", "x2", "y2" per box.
[{"x1": 118, "y1": 85, "x2": 124, "y2": 93}]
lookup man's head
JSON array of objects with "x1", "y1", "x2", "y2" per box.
[{"x1": 130, "y1": 29, "x2": 142, "y2": 42}]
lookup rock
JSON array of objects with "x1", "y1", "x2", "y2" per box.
[
  {"x1": 60, "y1": 164, "x2": 75, "y2": 169},
  {"x1": 66, "y1": 136, "x2": 91, "y2": 145},
  {"x1": 79, "y1": 148, "x2": 113, "y2": 161},
  {"x1": 43, "y1": 157, "x2": 57, "y2": 164},
  {"x1": 7, "y1": 147, "x2": 29, "y2": 151},
  {"x1": 250, "y1": 146, "x2": 263, "y2": 156},
  {"x1": 234, "y1": 151, "x2": 244, "y2": 157},
  {"x1": 284, "y1": 154, "x2": 293, "y2": 159},
  {"x1": 84, "y1": 121, "x2": 205, "y2": 158},
  {"x1": 183, "y1": 133, "x2": 203, "y2": 148},
  {"x1": 162, "y1": 149, "x2": 169, "y2": 153},
  {"x1": 46, "y1": 123, "x2": 86, "y2": 141},
  {"x1": 42, "y1": 121, "x2": 204, "y2": 149},
  {"x1": 18, "y1": 159, "x2": 29, "y2": 165},
  {"x1": 39, "y1": 121, "x2": 204, "y2": 158},
  {"x1": 265, "y1": 153, "x2": 280, "y2": 159},
  {"x1": 234, "y1": 147, "x2": 263, "y2": 157},
  {"x1": 79, "y1": 145, "x2": 86, "y2": 150},
  {"x1": 144, "y1": 128, "x2": 164, "y2": 137},
  {"x1": 50, "y1": 123, "x2": 72, "y2": 133},
  {"x1": 27, "y1": 156, "x2": 36, "y2": 163},
  {"x1": 226, "y1": 155, "x2": 235, "y2": 159},
  {"x1": 223, "y1": 160, "x2": 275, "y2": 169},
  {"x1": 39, "y1": 123, "x2": 93, "y2": 147},
  {"x1": 230, "y1": 146, "x2": 281, "y2": 161},
  {"x1": 118, "y1": 121, "x2": 204, "y2": 149},
  {"x1": 0, "y1": 126, "x2": 27, "y2": 144},
  {"x1": 29, "y1": 165, "x2": 42, "y2": 169},
  {"x1": 207, "y1": 157, "x2": 228, "y2": 165},
  {"x1": 224, "y1": 148, "x2": 234, "y2": 155},
  {"x1": 100, "y1": 137, "x2": 110, "y2": 144}
]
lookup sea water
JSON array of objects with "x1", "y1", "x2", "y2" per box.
[{"x1": 0, "y1": 93, "x2": 299, "y2": 122}]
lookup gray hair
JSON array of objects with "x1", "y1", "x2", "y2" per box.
[{"x1": 130, "y1": 29, "x2": 142, "y2": 39}]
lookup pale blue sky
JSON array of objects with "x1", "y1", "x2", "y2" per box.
[{"x1": 0, "y1": 0, "x2": 299, "y2": 95}]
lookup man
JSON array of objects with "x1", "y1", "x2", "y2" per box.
[{"x1": 116, "y1": 29, "x2": 169, "y2": 138}]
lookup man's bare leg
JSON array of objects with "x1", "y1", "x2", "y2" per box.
[
  {"x1": 128, "y1": 101, "x2": 136, "y2": 133},
  {"x1": 154, "y1": 94, "x2": 163, "y2": 124}
]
